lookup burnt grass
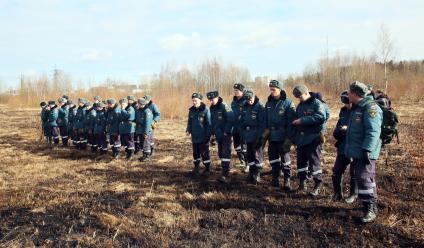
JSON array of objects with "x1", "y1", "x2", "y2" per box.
[{"x1": 0, "y1": 103, "x2": 423, "y2": 248}]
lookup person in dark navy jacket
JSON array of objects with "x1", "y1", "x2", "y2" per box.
[
  {"x1": 231, "y1": 83, "x2": 248, "y2": 170},
  {"x1": 93, "y1": 102, "x2": 108, "y2": 154},
  {"x1": 106, "y1": 98, "x2": 121, "y2": 158},
  {"x1": 46, "y1": 100, "x2": 60, "y2": 146},
  {"x1": 186, "y1": 93, "x2": 212, "y2": 178},
  {"x1": 143, "y1": 95, "x2": 161, "y2": 156},
  {"x1": 135, "y1": 98, "x2": 154, "y2": 162},
  {"x1": 57, "y1": 97, "x2": 69, "y2": 146},
  {"x1": 119, "y1": 98, "x2": 136, "y2": 160}
]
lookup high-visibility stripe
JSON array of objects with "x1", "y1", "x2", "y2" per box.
[
  {"x1": 62, "y1": 136, "x2": 68, "y2": 139},
  {"x1": 247, "y1": 162, "x2": 256, "y2": 166},
  {"x1": 283, "y1": 161, "x2": 291, "y2": 166},
  {"x1": 298, "y1": 167, "x2": 308, "y2": 172},
  {"x1": 256, "y1": 163, "x2": 264, "y2": 167},
  {"x1": 269, "y1": 159, "x2": 281, "y2": 164},
  {"x1": 203, "y1": 160, "x2": 211, "y2": 164},
  {"x1": 312, "y1": 169, "x2": 323, "y2": 175},
  {"x1": 358, "y1": 189, "x2": 374, "y2": 194},
  {"x1": 221, "y1": 158, "x2": 231, "y2": 162}
]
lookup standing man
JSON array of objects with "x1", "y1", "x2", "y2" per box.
[
  {"x1": 84, "y1": 102, "x2": 96, "y2": 152},
  {"x1": 143, "y1": 95, "x2": 160, "y2": 156},
  {"x1": 186, "y1": 93, "x2": 212, "y2": 177},
  {"x1": 332, "y1": 91, "x2": 356, "y2": 202},
  {"x1": 67, "y1": 100, "x2": 77, "y2": 147},
  {"x1": 106, "y1": 98, "x2": 122, "y2": 158},
  {"x1": 57, "y1": 97, "x2": 69, "y2": 146},
  {"x1": 207, "y1": 90, "x2": 234, "y2": 183},
  {"x1": 345, "y1": 81, "x2": 382, "y2": 223},
  {"x1": 135, "y1": 98, "x2": 154, "y2": 162},
  {"x1": 240, "y1": 90, "x2": 265, "y2": 184},
  {"x1": 73, "y1": 98, "x2": 87, "y2": 150},
  {"x1": 292, "y1": 85, "x2": 326, "y2": 196},
  {"x1": 231, "y1": 83, "x2": 248, "y2": 171},
  {"x1": 119, "y1": 98, "x2": 136, "y2": 160},
  {"x1": 93, "y1": 102, "x2": 108, "y2": 155},
  {"x1": 264, "y1": 80, "x2": 296, "y2": 190},
  {"x1": 40, "y1": 101, "x2": 49, "y2": 142},
  {"x1": 46, "y1": 100, "x2": 60, "y2": 145}
]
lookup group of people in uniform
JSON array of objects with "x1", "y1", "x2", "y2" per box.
[
  {"x1": 40, "y1": 95, "x2": 160, "y2": 161},
  {"x1": 186, "y1": 80, "x2": 383, "y2": 223}
]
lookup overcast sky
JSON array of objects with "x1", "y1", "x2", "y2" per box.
[{"x1": 0, "y1": 0, "x2": 423, "y2": 88}]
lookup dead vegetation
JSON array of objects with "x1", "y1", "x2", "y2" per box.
[{"x1": 0, "y1": 102, "x2": 423, "y2": 247}]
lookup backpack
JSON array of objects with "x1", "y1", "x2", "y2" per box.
[{"x1": 376, "y1": 98, "x2": 399, "y2": 146}]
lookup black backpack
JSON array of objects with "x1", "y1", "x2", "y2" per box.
[{"x1": 376, "y1": 98, "x2": 399, "y2": 146}]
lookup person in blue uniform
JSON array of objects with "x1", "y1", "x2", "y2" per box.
[
  {"x1": 135, "y1": 98, "x2": 154, "y2": 162},
  {"x1": 231, "y1": 83, "x2": 248, "y2": 171},
  {"x1": 119, "y1": 98, "x2": 136, "y2": 160}
]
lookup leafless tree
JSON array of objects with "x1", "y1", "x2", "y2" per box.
[{"x1": 376, "y1": 24, "x2": 395, "y2": 93}]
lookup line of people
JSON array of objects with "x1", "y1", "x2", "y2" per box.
[
  {"x1": 40, "y1": 95, "x2": 161, "y2": 161},
  {"x1": 186, "y1": 80, "x2": 384, "y2": 223}
]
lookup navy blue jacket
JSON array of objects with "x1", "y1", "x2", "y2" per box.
[
  {"x1": 135, "y1": 106, "x2": 153, "y2": 135},
  {"x1": 47, "y1": 105, "x2": 59, "y2": 127},
  {"x1": 240, "y1": 96, "x2": 266, "y2": 143},
  {"x1": 294, "y1": 95, "x2": 326, "y2": 146},
  {"x1": 265, "y1": 90, "x2": 296, "y2": 142},
  {"x1": 209, "y1": 97, "x2": 234, "y2": 141},
  {"x1": 74, "y1": 106, "x2": 86, "y2": 130},
  {"x1": 119, "y1": 105, "x2": 136, "y2": 134},
  {"x1": 68, "y1": 106, "x2": 77, "y2": 132},
  {"x1": 186, "y1": 103, "x2": 211, "y2": 143},
  {"x1": 147, "y1": 101, "x2": 161, "y2": 123},
  {"x1": 93, "y1": 108, "x2": 107, "y2": 135},
  {"x1": 57, "y1": 105, "x2": 69, "y2": 127},
  {"x1": 231, "y1": 96, "x2": 246, "y2": 134},
  {"x1": 106, "y1": 104, "x2": 121, "y2": 135},
  {"x1": 333, "y1": 106, "x2": 351, "y2": 154},
  {"x1": 84, "y1": 107, "x2": 96, "y2": 133}
]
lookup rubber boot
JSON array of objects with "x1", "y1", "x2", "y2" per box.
[
  {"x1": 139, "y1": 152, "x2": 150, "y2": 162},
  {"x1": 332, "y1": 175, "x2": 343, "y2": 201},
  {"x1": 218, "y1": 166, "x2": 230, "y2": 183},
  {"x1": 252, "y1": 166, "x2": 261, "y2": 184},
  {"x1": 345, "y1": 178, "x2": 358, "y2": 204},
  {"x1": 126, "y1": 149, "x2": 134, "y2": 160},
  {"x1": 361, "y1": 202, "x2": 377, "y2": 223},
  {"x1": 270, "y1": 165, "x2": 280, "y2": 187},
  {"x1": 309, "y1": 180, "x2": 322, "y2": 197},
  {"x1": 150, "y1": 145, "x2": 155, "y2": 157},
  {"x1": 191, "y1": 164, "x2": 200, "y2": 178},
  {"x1": 283, "y1": 177, "x2": 291, "y2": 191},
  {"x1": 297, "y1": 180, "x2": 307, "y2": 192},
  {"x1": 201, "y1": 163, "x2": 211, "y2": 177},
  {"x1": 247, "y1": 165, "x2": 255, "y2": 182},
  {"x1": 112, "y1": 147, "x2": 119, "y2": 159}
]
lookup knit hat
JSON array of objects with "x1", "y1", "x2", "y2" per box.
[
  {"x1": 119, "y1": 98, "x2": 128, "y2": 104},
  {"x1": 40, "y1": 101, "x2": 47, "y2": 107},
  {"x1": 138, "y1": 98, "x2": 148, "y2": 105},
  {"x1": 233, "y1": 83, "x2": 246, "y2": 92},
  {"x1": 127, "y1": 95, "x2": 135, "y2": 101},
  {"x1": 293, "y1": 85, "x2": 309, "y2": 98},
  {"x1": 58, "y1": 97, "x2": 67, "y2": 104},
  {"x1": 340, "y1": 90, "x2": 349, "y2": 104},
  {"x1": 143, "y1": 95, "x2": 152, "y2": 102},
  {"x1": 48, "y1": 100, "x2": 55, "y2": 105},
  {"x1": 62, "y1": 95, "x2": 69, "y2": 100},
  {"x1": 106, "y1": 98, "x2": 116, "y2": 105}
]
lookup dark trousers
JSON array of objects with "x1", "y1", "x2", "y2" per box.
[
  {"x1": 268, "y1": 141, "x2": 292, "y2": 178},
  {"x1": 297, "y1": 139, "x2": 322, "y2": 182},
  {"x1": 50, "y1": 126, "x2": 60, "y2": 144},
  {"x1": 121, "y1": 133, "x2": 135, "y2": 152},
  {"x1": 217, "y1": 135, "x2": 232, "y2": 172},
  {"x1": 352, "y1": 158, "x2": 377, "y2": 203},
  {"x1": 192, "y1": 142, "x2": 211, "y2": 168},
  {"x1": 233, "y1": 132, "x2": 247, "y2": 154},
  {"x1": 135, "y1": 133, "x2": 152, "y2": 154},
  {"x1": 109, "y1": 134, "x2": 121, "y2": 152},
  {"x1": 246, "y1": 142, "x2": 264, "y2": 169},
  {"x1": 59, "y1": 126, "x2": 68, "y2": 146},
  {"x1": 94, "y1": 133, "x2": 108, "y2": 151},
  {"x1": 87, "y1": 132, "x2": 94, "y2": 148},
  {"x1": 70, "y1": 128, "x2": 77, "y2": 146},
  {"x1": 332, "y1": 152, "x2": 354, "y2": 178}
]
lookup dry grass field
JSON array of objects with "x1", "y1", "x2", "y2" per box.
[{"x1": 0, "y1": 101, "x2": 423, "y2": 247}]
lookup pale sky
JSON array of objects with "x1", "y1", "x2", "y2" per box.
[{"x1": 0, "y1": 0, "x2": 423, "y2": 88}]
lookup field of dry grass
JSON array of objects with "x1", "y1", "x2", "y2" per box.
[{"x1": 0, "y1": 101, "x2": 423, "y2": 247}]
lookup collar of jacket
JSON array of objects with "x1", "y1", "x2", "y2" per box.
[
  {"x1": 356, "y1": 95, "x2": 375, "y2": 108},
  {"x1": 232, "y1": 95, "x2": 245, "y2": 104},
  {"x1": 267, "y1": 90, "x2": 287, "y2": 102},
  {"x1": 210, "y1": 97, "x2": 224, "y2": 110},
  {"x1": 189, "y1": 102, "x2": 206, "y2": 111}
]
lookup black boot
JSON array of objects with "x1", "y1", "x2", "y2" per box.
[
  {"x1": 361, "y1": 202, "x2": 378, "y2": 223},
  {"x1": 297, "y1": 180, "x2": 307, "y2": 192},
  {"x1": 309, "y1": 180, "x2": 322, "y2": 197},
  {"x1": 247, "y1": 166, "x2": 255, "y2": 182},
  {"x1": 126, "y1": 149, "x2": 134, "y2": 160},
  {"x1": 139, "y1": 152, "x2": 150, "y2": 162},
  {"x1": 332, "y1": 175, "x2": 343, "y2": 201},
  {"x1": 345, "y1": 178, "x2": 358, "y2": 204},
  {"x1": 191, "y1": 164, "x2": 200, "y2": 178},
  {"x1": 283, "y1": 177, "x2": 291, "y2": 191},
  {"x1": 218, "y1": 166, "x2": 230, "y2": 183},
  {"x1": 201, "y1": 163, "x2": 211, "y2": 177},
  {"x1": 270, "y1": 165, "x2": 280, "y2": 187},
  {"x1": 150, "y1": 146, "x2": 155, "y2": 157},
  {"x1": 112, "y1": 148, "x2": 119, "y2": 159}
]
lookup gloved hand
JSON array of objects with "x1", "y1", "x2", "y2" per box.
[{"x1": 151, "y1": 121, "x2": 158, "y2": 129}]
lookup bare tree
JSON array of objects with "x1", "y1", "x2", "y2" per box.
[{"x1": 376, "y1": 24, "x2": 395, "y2": 93}]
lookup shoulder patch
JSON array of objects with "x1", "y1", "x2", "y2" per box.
[
  {"x1": 319, "y1": 104, "x2": 324, "y2": 113},
  {"x1": 369, "y1": 105, "x2": 377, "y2": 118}
]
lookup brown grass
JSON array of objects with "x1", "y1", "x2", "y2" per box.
[{"x1": 0, "y1": 101, "x2": 423, "y2": 247}]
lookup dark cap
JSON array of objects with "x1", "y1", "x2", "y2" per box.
[
  {"x1": 206, "y1": 91, "x2": 219, "y2": 100},
  {"x1": 106, "y1": 98, "x2": 116, "y2": 105},
  {"x1": 191, "y1": 93, "x2": 203, "y2": 100},
  {"x1": 40, "y1": 101, "x2": 47, "y2": 107},
  {"x1": 293, "y1": 85, "x2": 309, "y2": 98},
  {"x1": 233, "y1": 83, "x2": 245, "y2": 92},
  {"x1": 349, "y1": 81, "x2": 368, "y2": 97},
  {"x1": 340, "y1": 90, "x2": 349, "y2": 104},
  {"x1": 48, "y1": 100, "x2": 55, "y2": 105},
  {"x1": 127, "y1": 95, "x2": 135, "y2": 101},
  {"x1": 138, "y1": 98, "x2": 148, "y2": 105},
  {"x1": 269, "y1": 80, "x2": 283, "y2": 89},
  {"x1": 119, "y1": 98, "x2": 128, "y2": 104}
]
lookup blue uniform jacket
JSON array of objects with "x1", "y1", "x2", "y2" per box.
[
  {"x1": 135, "y1": 106, "x2": 153, "y2": 135},
  {"x1": 240, "y1": 96, "x2": 266, "y2": 143},
  {"x1": 209, "y1": 97, "x2": 234, "y2": 141},
  {"x1": 265, "y1": 90, "x2": 296, "y2": 142},
  {"x1": 93, "y1": 109, "x2": 106, "y2": 135},
  {"x1": 68, "y1": 106, "x2": 77, "y2": 132},
  {"x1": 345, "y1": 96, "x2": 383, "y2": 160},
  {"x1": 186, "y1": 103, "x2": 211, "y2": 144},
  {"x1": 57, "y1": 105, "x2": 69, "y2": 127},
  {"x1": 147, "y1": 101, "x2": 161, "y2": 123},
  {"x1": 84, "y1": 108, "x2": 96, "y2": 133},
  {"x1": 294, "y1": 95, "x2": 326, "y2": 146},
  {"x1": 74, "y1": 106, "x2": 86, "y2": 130},
  {"x1": 106, "y1": 104, "x2": 121, "y2": 135},
  {"x1": 231, "y1": 96, "x2": 246, "y2": 134},
  {"x1": 119, "y1": 105, "x2": 136, "y2": 134},
  {"x1": 333, "y1": 106, "x2": 351, "y2": 154},
  {"x1": 47, "y1": 105, "x2": 59, "y2": 127}
]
